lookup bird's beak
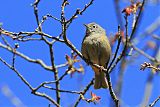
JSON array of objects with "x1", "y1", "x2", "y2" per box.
[{"x1": 83, "y1": 24, "x2": 88, "y2": 28}]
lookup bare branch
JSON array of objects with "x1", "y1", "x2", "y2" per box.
[
  {"x1": 106, "y1": 68, "x2": 119, "y2": 107},
  {"x1": 0, "y1": 43, "x2": 52, "y2": 71},
  {"x1": 12, "y1": 43, "x2": 19, "y2": 68},
  {"x1": 0, "y1": 57, "x2": 60, "y2": 107},
  {"x1": 32, "y1": 91, "x2": 60, "y2": 107},
  {"x1": 1, "y1": 35, "x2": 11, "y2": 47},
  {"x1": 148, "y1": 96, "x2": 160, "y2": 107},
  {"x1": 32, "y1": 0, "x2": 42, "y2": 31},
  {"x1": 49, "y1": 44, "x2": 61, "y2": 104},
  {"x1": 42, "y1": 85, "x2": 81, "y2": 94},
  {"x1": 0, "y1": 28, "x2": 64, "y2": 42},
  {"x1": 108, "y1": 25, "x2": 122, "y2": 70},
  {"x1": 114, "y1": 0, "x2": 124, "y2": 29},
  {"x1": 131, "y1": 43, "x2": 157, "y2": 62},
  {"x1": 33, "y1": 68, "x2": 72, "y2": 92},
  {"x1": 107, "y1": 26, "x2": 122, "y2": 107},
  {"x1": 46, "y1": 14, "x2": 61, "y2": 22},
  {"x1": 67, "y1": 0, "x2": 94, "y2": 26},
  {"x1": 129, "y1": 0, "x2": 145, "y2": 41},
  {"x1": 0, "y1": 57, "x2": 33, "y2": 90},
  {"x1": 151, "y1": 34, "x2": 160, "y2": 40},
  {"x1": 140, "y1": 62, "x2": 160, "y2": 72},
  {"x1": 73, "y1": 78, "x2": 94, "y2": 107}
]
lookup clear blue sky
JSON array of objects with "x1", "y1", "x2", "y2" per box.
[{"x1": 0, "y1": 0, "x2": 160, "y2": 107}]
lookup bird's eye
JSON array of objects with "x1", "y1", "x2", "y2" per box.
[{"x1": 92, "y1": 25, "x2": 96, "y2": 28}]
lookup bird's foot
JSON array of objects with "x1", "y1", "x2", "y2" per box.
[{"x1": 99, "y1": 66, "x2": 105, "y2": 72}]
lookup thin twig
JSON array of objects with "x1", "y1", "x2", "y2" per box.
[
  {"x1": 32, "y1": 0, "x2": 42, "y2": 31},
  {"x1": 46, "y1": 14, "x2": 61, "y2": 22},
  {"x1": 33, "y1": 68, "x2": 71, "y2": 92},
  {"x1": 43, "y1": 85, "x2": 82, "y2": 94},
  {"x1": 0, "y1": 57, "x2": 33, "y2": 90},
  {"x1": 16, "y1": 38, "x2": 42, "y2": 42},
  {"x1": 109, "y1": 0, "x2": 146, "y2": 73},
  {"x1": 107, "y1": 25, "x2": 122, "y2": 69},
  {"x1": 0, "y1": 28, "x2": 64, "y2": 42},
  {"x1": 1, "y1": 35, "x2": 11, "y2": 47},
  {"x1": 73, "y1": 78, "x2": 94, "y2": 107},
  {"x1": 151, "y1": 34, "x2": 160, "y2": 40},
  {"x1": 108, "y1": 15, "x2": 128, "y2": 74},
  {"x1": 32, "y1": 91, "x2": 60, "y2": 107},
  {"x1": 106, "y1": 68, "x2": 119, "y2": 107},
  {"x1": 129, "y1": 0, "x2": 145, "y2": 41},
  {"x1": 35, "y1": 15, "x2": 48, "y2": 31},
  {"x1": 114, "y1": 0, "x2": 124, "y2": 30},
  {"x1": 148, "y1": 96, "x2": 160, "y2": 107},
  {"x1": 140, "y1": 62, "x2": 160, "y2": 72},
  {"x1": 0, "y1": 57, "x2": 60, "y2": 107},
  {"x1": 0, "y1": 43, "x2": 52, "y2": 71},
  {"x1": 49, "y1": 44, "x2": 61, "y2": 104},
  {"x1": 35, "y1": 14, "x2": 61, "y2": 31},
  {"x1": 12, "y1": 44, "x2": 18, "y2": 68},
  {"x1": 107, "y1": 26, "x2": 122, "y2": 107},
  {"x1": 56, "y1": 63, "x2": 68, "y2": 69},
  {"x1": 131, "y1": 43, "x2": 156, "y2": 62},
  {"x1": 66, "y1": 0, "x2": 94, "y2": 27},
  {"x1": 32, "y1": 0, "x2": 51, "y2": 44}
]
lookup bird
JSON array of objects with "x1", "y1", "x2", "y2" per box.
[{"x1": 81, "y1": 22, "x2": 111, "y2": 89}]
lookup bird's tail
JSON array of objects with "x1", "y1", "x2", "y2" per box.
[{"x1": 92, "y1": 66, "x2": 108, "y2": 89}]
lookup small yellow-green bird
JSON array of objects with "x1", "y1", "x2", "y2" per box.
[{"x1": 81, "y1": 22, "x2": 111, "y2": 89}]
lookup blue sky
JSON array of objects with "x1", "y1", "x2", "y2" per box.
[{"x1": 0, "y1": 0, "x2": 160, "y2": 107}]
